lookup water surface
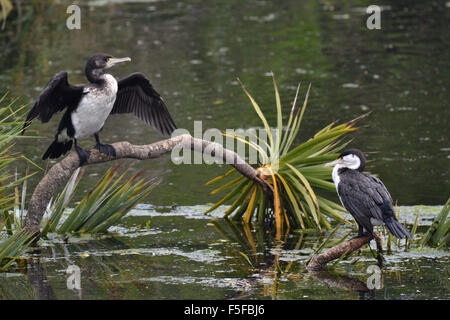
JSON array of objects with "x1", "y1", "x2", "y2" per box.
[{"x1": 0, "y1": 205, "x2": 448, "y2": 300}]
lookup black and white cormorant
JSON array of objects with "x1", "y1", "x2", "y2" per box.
[
  {"x1": 23, "y1": 53, "x2": 177, "y2": 165},
  {"x1": 325, "y1": 149, "x2": 412, "y2": 239}
]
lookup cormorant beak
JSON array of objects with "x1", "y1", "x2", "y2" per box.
[
  {"x1": 108, "y1": 57, "x2": 131, "y2": 67},
  {"x1": 324, "y1": 159, "x2": 343, "y2": 167}
]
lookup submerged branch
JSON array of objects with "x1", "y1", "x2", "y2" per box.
[
  {"x1": 24, "y1": 134, "x2": 269, "y2": 239},
  {"x1": 307, "y1": 233, "x2": 382, "y2": 270}
]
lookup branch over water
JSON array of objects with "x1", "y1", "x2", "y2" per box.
[
  {"x1": 307, "y1": 233, "x2": 382, "y2": 270},
  {"x1": 24, "y1": 134, "x2": 270, "y2": 239}
]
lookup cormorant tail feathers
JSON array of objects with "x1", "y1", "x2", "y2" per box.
[
  {"x1": 385, "y1": 219, "x2": 412, "y2": 239},
  {"x1": 42, "y1": 139, "x2": 73, "y2": 160}
]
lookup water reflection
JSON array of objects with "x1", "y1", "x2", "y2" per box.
[
  {"x1": 211, "y1": 218, "x2": 379, "y2": 299},
  {"x1": 0, "y1": 207, "x2": 448, "y2": 300},
  {"x1": 21, "y1": 218, "x2": 376, "y2": 300},
  {"x1": 27, "y1": 258, "x2": 56, "y2": 300},
  {"x1": 308, "y1": 271, "x2": 374, "y2": 299}
]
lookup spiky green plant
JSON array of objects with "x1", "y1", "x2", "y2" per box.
[
  {"x1": 420, "y1": 198, "x2": 449, "y2": 248},
  {"x1": 0, "y1": 229, "x2": 35, "y2": 270},
  {"x1": 0, "y1": 93, "x2": 39, "y2": 269},
  {"x1": 205, "y1": 76, "x2": 364, "y2": 236},
  {"x1": 0, "y1": 0, "x2": 13, "y2": 30},
  {"x1": 0, "y1": 93, "x2": 37, "y2": 234},
  {"x1": 1, "y1": 163, "x2": 160, "y2": 268},
  {"x1": 42, "y1": 163, "x2": 160, "y2": 236}
]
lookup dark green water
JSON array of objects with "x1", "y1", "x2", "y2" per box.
[
  {"x1": 0, "y1": 205, "x2": 449, "y2": 300},
  {"x1": 0, "y1": 0, "x2": 449, "y2": 300}
]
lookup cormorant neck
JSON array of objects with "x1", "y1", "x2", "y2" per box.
[
  {"x1": 86, "y1": 67, "x2": 106, "y2": 84},
  {"x1": 356, "y1": 157, "x2": 365, "y2": 172},
  {"x1": 335, "y1": 164, "x2": 347, "y2": 175}
]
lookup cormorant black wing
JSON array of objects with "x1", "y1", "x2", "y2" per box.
[
  {"x1": 337, "y1": 170, "x2": 396, "y2": 233},
  {"x1": 22, "y1": 71, "x2": 84, "y2": 134},
  {"x1": 363, "y1": 173, "x2": 394, "y2": 205},
  {"x1": 111, "y1": 72, "x2": 177, "y2": 136}
]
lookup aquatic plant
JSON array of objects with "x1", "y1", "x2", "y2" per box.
[
  {"x1": 1, "y1": 162, "x2": 159, "y2": 269},
  {"x1": 0, "y1": 93, "x2": 37, "y2": 233},
  {"x1": 205, "y1": 76, "x2": 362, "y2": 236},
  {"x1": 0, "y1": 229, "x2": 35, "y2": 271},
  {"x1": 0, "y1": 93, "x2": 38, "y2": 269},
  {"x1": 42, "y1": 163, "x2": 160, "y2": 236},
  {"x1": 420, "y1": 198, "x2": 449, "y2": 248},
  {"x1": 0, "y1": 0, "x2": 13, "y2": 29}
]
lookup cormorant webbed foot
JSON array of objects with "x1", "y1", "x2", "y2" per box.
[
  {"x1": 94, "y1": 143, "x2": 116, "y2": 157},
  {"x1": 74, "y1": 144, "x2": 91, "y2": 166},
  {"x1": 350, "y1": 232, "x2": 371, "y2": 240}
]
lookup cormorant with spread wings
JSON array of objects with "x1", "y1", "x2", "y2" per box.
[{"x1": 23, "y1": 53, "x2": 177, "y2": 165}]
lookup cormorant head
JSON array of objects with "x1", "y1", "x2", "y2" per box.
[
  {"x1": 324, "y1": 148, "x2": 366, "y2": 172},
  {"x1": 85, "y1": 53, "x2": 131, "y2": 83}
]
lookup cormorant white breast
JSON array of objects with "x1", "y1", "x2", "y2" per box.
[
  {"x1": 23, "y1": 53, "x2": 177, "y2": 165},
  {"x1": 325, "y1": 149, "x2": 412, "y2": 239}
]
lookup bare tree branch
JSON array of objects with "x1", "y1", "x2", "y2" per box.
[{"x1": 24, "y1": 134, "x2": 270, "y2": 239}]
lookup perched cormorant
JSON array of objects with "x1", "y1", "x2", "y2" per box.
[
  {"x1": 325, "y1": 149, "x2": 412, "y2": 239},
  {"x1": 23, "y1": 53, "x2": 177, "y2": 165}
]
